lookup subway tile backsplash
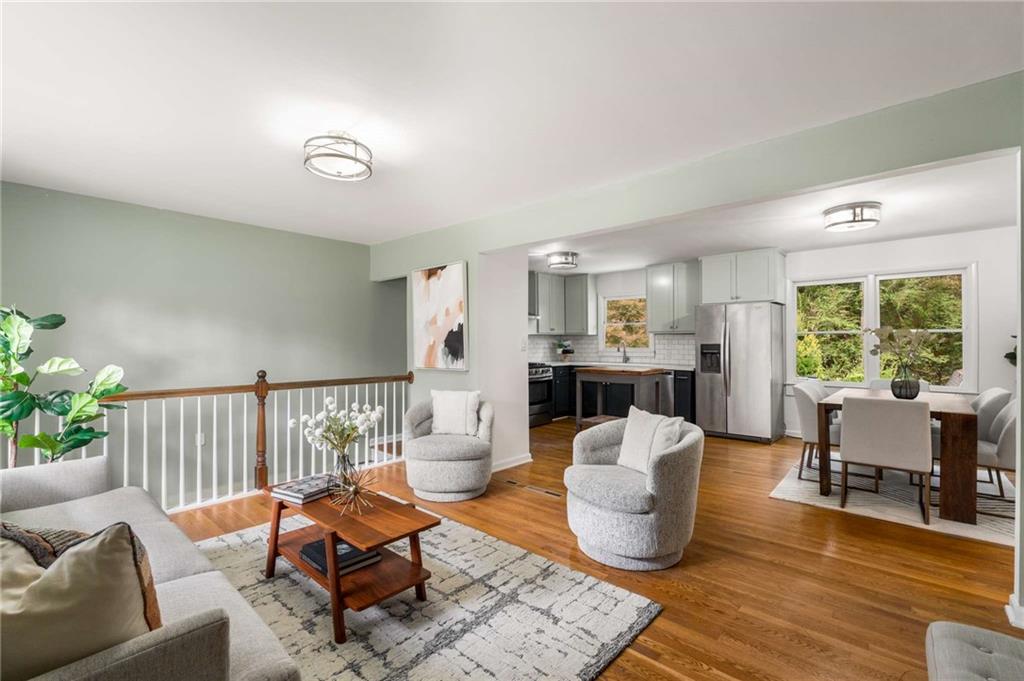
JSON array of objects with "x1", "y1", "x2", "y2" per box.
[{"x1": 528, "y1": 334, "x2": 696, "y2": 369}]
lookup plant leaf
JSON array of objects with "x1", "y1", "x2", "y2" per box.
[
  {"x1": 17, "y1": 432, "x2": 62, "y2": 457},
  {"x1": 37, "y1": 390, "x2": 74, "y2": 416},
  {"x1": 66, "y1": 392, "x2": 99, "y2": 424},
  {"x1": 0, "y1": 315, "x2": 33, "y2": 355},
  {"x1": 9, "y1": 360, "x2": 32, "y2": 386},
  {"x1": 57, "y1": 425, "x2": 108, "y2": 457},
  {"x1": 0, "y1": 390, "x2": 37, "y2": 421},
  {"x1": 99, "y1": 402, "x2": 126, "y2": 410},
  {"x1": 36, "y1": 356, "x2": 85, "y2": 376},
  {"x1": 0, "y1": 419, "x2": 13, "y2": 437},
  {"x1": 28, "y1": 314, "x2": 66, "y2": 330},
  {"x1": 89, "y1": 365, "x2": 124, "y2": 397},
  {"x1": 94, "y1": 383, "x2": 128, "y2": 400}
]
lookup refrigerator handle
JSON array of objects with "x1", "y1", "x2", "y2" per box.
[{"x1": 723, "y1": 317, "x2": 730, "y2": 397}]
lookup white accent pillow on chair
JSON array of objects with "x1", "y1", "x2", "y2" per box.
[
  {"x1": 618, "y1": 406, "x2": 684, "y2": 474},
  {"x1": 431, "y1": 390, "x2": 481, "y2": 436}
]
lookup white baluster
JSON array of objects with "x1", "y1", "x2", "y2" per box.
[
  {"x1": 374, "y1": 383, "x2": 379, "y2": 464},
  {"x1": 243, "y1": 394, "x2": 249, "y2": 493},
  {"x1": 228, "y1": 394, "x2": 234, "y2": 497},
  {"x1": 102, "y1": 411, "x2": 109, "y2": 458},
  {"x1": 161, "y1": 400, "x2": 167, "y2": 509},
  {"x1": 196, "y1": 397, "x2": 202, "y2": 505},
  {"x1": 401, "y1": 380, "x2": 406, "y2": 447},
  {"x1": 212, "y1": 395, "x2": 218, "y2": 501},
  {"x1": 392, "y1": 378, "x2": 398, "y2": 460},
  {"x1": 179, "y1": 398, "x2": 185, "y2": 507},
  {"x1": 142, "y1": 400, "x2": 149, "y2": 492},
  {"x1": 33, "y1": 411, "x2": 41, "y2": 465},
  {"x1": 383, "y1": 382, "x2": 389, "y2": 461},
  {"x1": 298, "y1": 390, "x2": 304, "y2": 478},
  {"x1": 122, "y1": 410, "x2": 129, "y2": 486},
  {"x1": 272, "y1": 391, "x2": 278, "y2": 484},
  {"x1": 286, "y1": 391, "x2": 292, "y2": 481},
  {"x1": 321, "y1": 387, "x2": 328, "y2": 474}
]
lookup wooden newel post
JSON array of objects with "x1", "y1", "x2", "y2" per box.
[{"x1": 254, "y1": 369, "x2": 269, "y2": 490}]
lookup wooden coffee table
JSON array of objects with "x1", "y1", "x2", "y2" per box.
[{"x1": 263, "y1": 488, "x2": 441, "y2": 643}]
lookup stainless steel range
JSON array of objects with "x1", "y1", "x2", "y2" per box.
[{"x1": 528, "y1": 362, "x2": 554, "y2": 427}]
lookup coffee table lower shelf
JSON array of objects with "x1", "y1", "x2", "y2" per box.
[{"x1": 275, "y1": 525, "x2": 431, "y2": 613}]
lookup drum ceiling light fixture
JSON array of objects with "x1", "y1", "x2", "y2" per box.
[
  {"x1": 823, "y1": 201, "x2": 882, "y2": 232},
  {"x1": 303, "y1": 130, "x2": 372, "y2": 182}
]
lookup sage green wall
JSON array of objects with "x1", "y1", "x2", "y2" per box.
[{"x1": 0, "y1": 182, "x2": 407, "y2": 393}]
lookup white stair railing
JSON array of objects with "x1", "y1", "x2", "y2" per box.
[{"x1": 1, "y1": 370, "x2": 414, "y2": 512}]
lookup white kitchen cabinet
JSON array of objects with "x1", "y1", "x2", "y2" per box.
[
  {"x1": 646, "y1": 260, "x2": 699, "y2": 333},
  {"x1": 699, "y1": 249, "x2": 785, "y2": 304},
  {"x1": 564, "y1": 274, "x2": 597, "y2": 335}
]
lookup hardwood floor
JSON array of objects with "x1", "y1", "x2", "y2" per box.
[{"x1": 171, "y1": 419, "x2": 1018, "y2": 681}]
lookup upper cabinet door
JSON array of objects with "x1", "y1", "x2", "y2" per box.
[
  {"x1": 547, "y1": 274, "x2": 565, "y2": 334},
  {"x1": 536, "y1": 272, "x2": 551, "y2": 334},
  {"x1": 564, "y1": 275, "x2": 590, "y2": 335},
  {"x1": 645, "y1": 264, "x2": 675, "y2": 333},
  {"x1": 700, "y1": 254, "x2": 734, "y2": 304},
  {"x1": 671, "y1": 261, "x2": 700, "y2": 332},
  {"x1": 527, "y1": 271, "x2": 539, "y2": 318},
  {"x1": 735, "y1": 250, "x2": 772, "y2": 301}
]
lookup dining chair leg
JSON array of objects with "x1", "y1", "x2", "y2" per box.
[
  {"x1": 922, "y1": 472, "x2": 931, "y2": 525},
  {"x1": 987, "y1": 467, "x2": 995, "y2": 483},
  {"x1": 996, "y1": 469, "x2": 1005, "y2": 498},
  {"x1": 840, "y1": 462, "x2": 848, "y2": 508},
  {"x1": 798, "y1": 443, "x2": 808, "y2": 480},
  {"x1": 874, "y1": 467, "x2": 880, "y2": 493}
]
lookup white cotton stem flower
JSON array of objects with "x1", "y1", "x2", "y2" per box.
[{"x1": 288, "y1": 418, "x2": 297, "y2": 428}]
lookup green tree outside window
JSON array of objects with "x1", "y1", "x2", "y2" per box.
[{"x1": 605, "y1": 298, "x2": 649, "y2": 349}]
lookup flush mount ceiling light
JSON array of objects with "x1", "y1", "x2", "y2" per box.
[
  {"x1": 547, "y1": 251, "x2": 578, "y2": 269},
  {"x1": 303, "y1": 130, "x2": 372, "y2": 181},
  {"x1": 823, "y1": 201, "x2": 882, "y2": 232}
]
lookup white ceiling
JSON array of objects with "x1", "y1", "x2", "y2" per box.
[
  {"x1": 526, "y1": 153, "x2": 1020, "y2": 273},
  {"x1": 3, "y1": 3, "x2": 1022, "y2": 245}
]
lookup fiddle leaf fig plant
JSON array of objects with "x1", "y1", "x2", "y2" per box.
[{"x1": 0, "y1": 306, "x2": 127, "y2": 464}]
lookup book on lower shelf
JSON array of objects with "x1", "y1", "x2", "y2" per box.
[
  {"x1": 271, "y1": 474, "x2": 332, "y2": 503},
  {"x1": 299, "y1": 539, "x2": 382, "y2": 577}
]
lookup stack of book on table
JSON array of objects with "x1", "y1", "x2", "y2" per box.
[
  {"x1": 300, "y1": 538, "x2": 381, "y2": 576},
  {"x1": 270, "y1": 474, "x2": 332, "y2": 504}
]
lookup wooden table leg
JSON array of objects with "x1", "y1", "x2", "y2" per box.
[
  {"x1": 816, "y1": 402, "x2": 833, "y2": 495},
  {"x1": 409, "y1": 533, "x2": 427, "y2": 601},
  {"x1": 575, "y1": 375, "x2": 583, "y2": 432},
  {"x1": 939, "y1": 413, "x2": 977, "y2": 524},
  {"x1": 264, "y1": 499, "x2": 283, "y2": 578},
  {"x1": 324, "y1": 531, "x2": 347, "y2": 643}
]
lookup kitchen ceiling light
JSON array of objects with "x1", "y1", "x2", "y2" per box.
[
  {"x1": 823, "y1": 201, "x2": 882, "y2": 232},
  {"x1": 303, "y1": 130, "x2": 372, "y2": 181},
  {"x1": 547, "y1": 251, "x2": 578, "y2": 269}
]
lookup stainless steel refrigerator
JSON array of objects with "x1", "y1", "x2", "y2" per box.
[{"x1": 695, "y1": 302, "x2": 785, "y2": 442}]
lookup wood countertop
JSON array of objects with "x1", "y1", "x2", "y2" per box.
[{"x1": 575, "y1": 366, "x2": 670, "y2": 377}]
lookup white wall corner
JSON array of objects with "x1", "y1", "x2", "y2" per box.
[{"x1": 492, "y1": 453, "x2": 533, "y2": 472}]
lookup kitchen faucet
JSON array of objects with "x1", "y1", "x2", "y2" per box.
[{"x1": 619, "y1": 342, "x2": 630, "y2": 363}]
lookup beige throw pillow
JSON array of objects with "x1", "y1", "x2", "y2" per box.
[
  {"x1": 1, "y1": 522, "x2": 162, "y2": 681},
  {"x1": 431, "y1": 389, "x2": 481, "y2": 436},
  {"x1": 618, "y1": 406, "x2": 685, "y2": 474}
]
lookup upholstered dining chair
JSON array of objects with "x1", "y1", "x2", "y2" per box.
[
  {"x1": 868, "y1": 378, "x2": 931, "y2": 392},
  {"x1": 839, "y1": 396, "x2": 934, "y2": 523},
  {"x1": 930, "y1": 387, "x2": 1011, "y2": 484},
  {"x1": 977, "y1": 399, "x2": 1017, "y2": 504},
  {"x1": 792, "y1": 381, "x2": 841, "y2": 481}
]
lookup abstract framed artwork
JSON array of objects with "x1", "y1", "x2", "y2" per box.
[{"x1": 412, "y1": 261, "x2": 467, "y2": 371}]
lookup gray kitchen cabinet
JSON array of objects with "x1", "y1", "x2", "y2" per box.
[
  {"x1": 699, "y1": 249, "x2": 785, "y2": 304},
  {"x1": 564, "y1": 274, "x2": 597, "y2": 335},
  {"x1": 547, "y1": 274, "x2": 565, "y2": 334},
  {"x1": 646, "y1": 260, "x2": 699, "y2": 333}
]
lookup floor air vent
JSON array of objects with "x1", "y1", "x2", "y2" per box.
[{"x1": 504, "y1": 479, "x2": 562, "y2": 498}]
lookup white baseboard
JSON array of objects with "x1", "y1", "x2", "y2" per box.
[
  {"x1": 492, "y1": 453, "x2": 533, "y2": 472},
  {"x1": 1006, "y1": 595, "x2": 1024, "y2": 629},
  {"x1": 784, "y1": 429, "x2": 803, "y2": 439}
]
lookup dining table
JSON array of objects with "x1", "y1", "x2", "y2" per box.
[{"x1": 816, "y1": 388, "x2": 978, "y2": 524}]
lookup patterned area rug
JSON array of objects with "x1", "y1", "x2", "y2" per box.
[
  {"x1": 770, "y1": 462, "x2": 1015, "y2": 546},
  {"x1": 197, "y1": 515, "x2": 660, "y2": 680}
]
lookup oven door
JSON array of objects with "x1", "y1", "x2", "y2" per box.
[{"x1": 528, "y1": 378, "x2": 552, "y2": 406}]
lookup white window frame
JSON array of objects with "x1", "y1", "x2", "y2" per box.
[
  {"x1": 787, "y1": 263, "x2": 978, "y2": 393},
  {"x1": 600, "y1": 295, "x2": 653, "y2": 354}
]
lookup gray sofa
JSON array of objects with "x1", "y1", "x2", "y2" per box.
[
  {"x1": 1, "y1": 455, "x2": 299, "y2": 681},
  {"x1": 403, "y1": 399, "x2": 494, "y2": 502},
  {"x1": 926, "y1": 621, "x2": 1024, "y2": 680},
  {"x1": 564, "y1": 418, "x2": 704, "y2": 571}
]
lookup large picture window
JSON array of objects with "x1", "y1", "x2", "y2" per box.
[
  {"x1": 877, "y1": 273, "x2": 964, "y2": 387},
  {"x1": 795, "y1": 281, "x2": 864, "y2": 382},
  {"x1": 792, "y1": 268, "x2": 972, "y2": 390},
  {"x1": 603, "y1": 297, "x2": 649, "y2": 349}
]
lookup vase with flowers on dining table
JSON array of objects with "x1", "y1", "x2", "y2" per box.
[
  {"x1": 864, "y1": 326, "x2": 933, "y2": 399},
  {"x1": 289, "y1": 397, "x2": 384, "y2": 516}
]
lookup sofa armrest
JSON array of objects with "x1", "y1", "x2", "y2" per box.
[
  {"x1": 477, "y1": 402, "x2": 495, "y2": 443},
  {"x1": 1, "y1": 455, "x2": 113, "y2": 513},
  {"x1": 403, "y1": 400, "x2": 433, "y2": 441},
  {"x1": 572, "y1": 419, "x2": 627, "y2": 466},
  {"x1": 30, "y1": 609, "x2": 230, "y2": 681}
]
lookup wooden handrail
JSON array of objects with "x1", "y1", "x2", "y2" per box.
[{"x1": 267, "y1": 371, "x2": 415, "y2": 392}]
